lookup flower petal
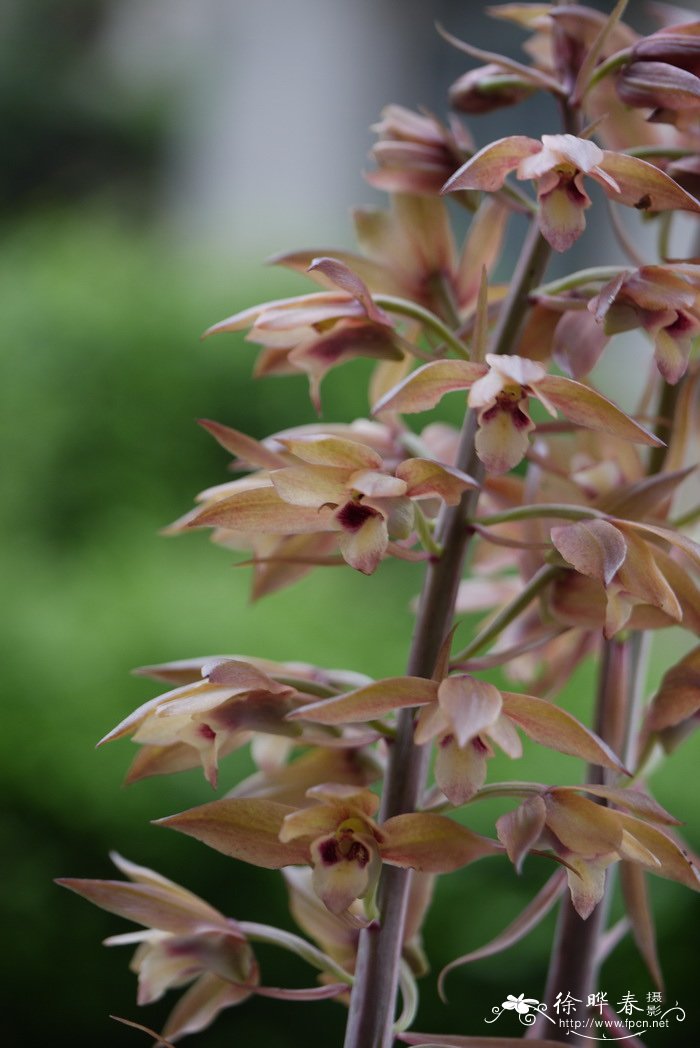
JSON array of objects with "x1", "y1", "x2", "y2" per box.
[
  {"x1": 443, "y1": 135, "x2": 542, "y2": 193},
  {"x1": 598, "y1": 152, "x2": 700, "y2": 213},
  {"x1": 502, "y1": 693, "x2": 628, "y2": 773},
  {"x1": 565, "y1": 855, "x2": 612, "y2": 919},
  {"x1": 349, "y1": 470, "x2": 408, "y2": 498},
  {"x1": 337, "y1": 509, "x2": 388, "y2": 574},
  {"x1": 155, "y1": 799, "x2": 309, "y2": 869},
  {"x1": 535, "y1": 375, "x2": 662, "y2": 445},
  {"x1": 544, "y1": 791, "x2": 623, "y2": 857},
  {"x1": 497, "y1": 795, "x2": 547, "y2": 873},
  {"x1": 278, "y1": 434, "x2": 383, "y2": 470},
  {"x1": 550, "y1": 519, "x2": 627, "y2": 587},
  {"x1": 289, "y1": 321, "x2": 405, "y2": 409},
  {"x1": 435, "y1": 735, "x2": 489, "y2": 806},
  {"x1": 307, "y1": 256, "x2": 388, "y2": 323},
  {"x1": 55, "y1": 878, "x2": 228, "y2": 936},
  {"x1": 373, "y1": 360, "x2": 486, "y2": 415},
  {"x1": 288, "y1": 676, "x2": 438, "y2": 725},
  {"x1": 557, "y1": 786, "x2": 680, "y2": 826},
  {"x1": 198, "y1": 419, "x2": 288, "y2": 469},
  {"x1": 270, "y1": 466, "x2": 349, "y2": 508},
  {"x1": 381, "y1": 813, "x2": 500, "y2": 872},
  {"x1": 438, "y1": 676, "x2": 502, "y2": 748},
  {"x1": 162, "y1": 972, "x2": 253, "y2": 1041},
  {"x1": 645, "y1": 645, "x2": 700, "y2": 737},
  {"x1": 475, "y1": 402, "x2": 534, "y2": 473},
  {"x1": 538, "y1": 185, "x2": 588, "y2": 252},
  {"x1": 311, "y1": 833, "x2": 379, "y2": 914},
  {"x1": 485, "y1": 353, "x2": 547, "y2": 387},
  {"x1": 230, "y1": 746, "x2": 378, "y2": 807},
  {"x1": 456, "y1": 198, "x2": 509, "y2": 309},
  {"x1": 615, "y1": 525, "x2": 682, "y2": 621},
  {"x1": 188, "y1": 486, "x2": 339, "y2": 534},
  {"x1": 396, "y1": 458, "x2": 480, "y2": 504},
  {"x1": 615, "y1": 814, "x2": 700, "y2": 892},
  {"x1": 553, "y1": 308, "x2": 610, "y2": 379},
  {"x1": 627, "y1": 521, "x2": 700, "y2": 572},
  {"x1": 619, "y1": 863, "x2": 664, "y2": 991}
]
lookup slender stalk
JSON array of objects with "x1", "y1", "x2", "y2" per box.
[
  {"x1": 373, "y1": 294, "x2": 471, "y2": 360},
  {"x1": 475, "y1": 503, "x2": 604, "y2": 526},
  {"x1": 342, "y1": 220, "x2": 552, "y2": 1048},
  {"x1": 537, "y1": 350, "x2": 671, "y2": 1039},
  {"x1": 648, "y1": 379, "x2": 682, "y2": 474},
  {"x1": 535, "y1": 638, "x2": 631, "y2": 1044},
  {"x1": 532, "y1": 266, "x2": 626, "y2": 297},
  {"x1": 580, "y1": 47, "x2": 631, "y2": 98},
  {"x1": 451, "y1": 564, "x2": 561, "y2": 664}
]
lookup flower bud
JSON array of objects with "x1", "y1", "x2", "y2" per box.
[
  {"x1": 449, "y1": 63, "x2": 535, "y2": 114},
  {"x1": 616, "y1": 60, "x2": 700, "y2": 116}
]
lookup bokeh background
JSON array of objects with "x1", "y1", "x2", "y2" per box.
[{"x1": 2, "y1": 1, "x2": 699, "y2": 1045}]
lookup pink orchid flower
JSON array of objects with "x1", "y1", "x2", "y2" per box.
[
  {"x1": 443, "y1": 132, "x2": 700, "y2": 251},
  {"x1": 374, "y1": 354, "x2": 661, "y2": 474}
]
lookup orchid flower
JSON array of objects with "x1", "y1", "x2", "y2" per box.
[
  {"x1": 157, "y1": 786, "x2": 500, "y2": 916},
  {"x1": 285, "y1": 673, "x2": 627, "y2": 806},
  {"x1": 203, "y1": 260, "x2": 405, "y2": 410},
  {"x1": 182, "y1": 431, "x2": 478, "y2": 574},
  {"x1": 497, "y1": 786, "x2": 700, "y2": 918},
  {"x1": 100, "y1": 656, "x2": 377, "y2": 787},
  {"x1": 57, "y1": 854, "x2": 350, "y2": 1041},
  {"x1": 373, "y1": 353, "x2": 661, "y2": 474},
  {"x1": 589, "y1": 265, "x2": 700, "y2": 384},
  {"x1": 443, "y1": 132, "x2": 700, "y2": 250}
]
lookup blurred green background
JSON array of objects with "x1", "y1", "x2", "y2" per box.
[{"x1": 2, "y1": 1, "x2": 698, "y2": 1045}]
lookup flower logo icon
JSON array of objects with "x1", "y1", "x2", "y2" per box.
[{"x1": 502, "y1": 993, "x2": 540, "y2": 1015}]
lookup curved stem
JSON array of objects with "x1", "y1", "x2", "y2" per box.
[
  {"x1": 533, "y1": 266, "x2": 626, "y2": 297},
  {"x1": 580, "y1": 47, "x2": 631, "y2": 97},
  {"x1": 373, "y1": 294, "x2": 470, "y2": 360},
  {"x1": 342, "y1": 219, "x2": 552, "y2": 1048},
  {"x1": 451, "y1": 564, "x2": 561, "y2": 664},
  {"x1": 475, "y1": 503, "x2": 603, "y2": 526},
  {"x1": 239, "y1": 921, "x2": 355, "y2": 986}
]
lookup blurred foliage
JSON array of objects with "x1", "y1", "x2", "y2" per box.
[
  {"x1": 2, "y1": 209, "x2": 698, "y2": 1046},
  {"x1": 0, "y1": 0, "x2": 165, "y2": 217}
]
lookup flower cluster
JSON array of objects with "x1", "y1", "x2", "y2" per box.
[{"x1": 60, "y1": 4, "x2": 700, "y2": 1045}]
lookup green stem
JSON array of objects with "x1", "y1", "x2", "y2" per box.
[
  {"x1": 373, "y1": 294, "x2": 470, "y2": 360},
  {"x1": 648, "y1": 379, "x2": 682, "y2": 474},
  {"x1": 673, "y1": 503, "x2": 700, "y2": 529},
  {"x1": 532, "y1": 266, "x2": 626, "y2": 298},
  {"x1": 473, "y1": 780, "x2": 547, "y2": 801},
  {"x1": 239, "y1": 922, "x2": 354, "y2": 986},
  {"x1": 413, "y1": 503, "x2": 442, "y2": 557},
  {"x1": 627, "y1": 146, "x2": 697, "y2": 161},
  {"x1": 580, "y1": 46, "x2": 631, "y2": 97},
  {"x1": 452, "y1": 564, "x2": 561, "y2": 664},
  {"x1": 657, "y1": 210, "x2": 672, "y2": 262},
  {"x1": 475, "y1": 503, "x2": 603, "y2": 526},
  {"x1": 342, "y1": 219, "x2": 552, "y2": 1048}
]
